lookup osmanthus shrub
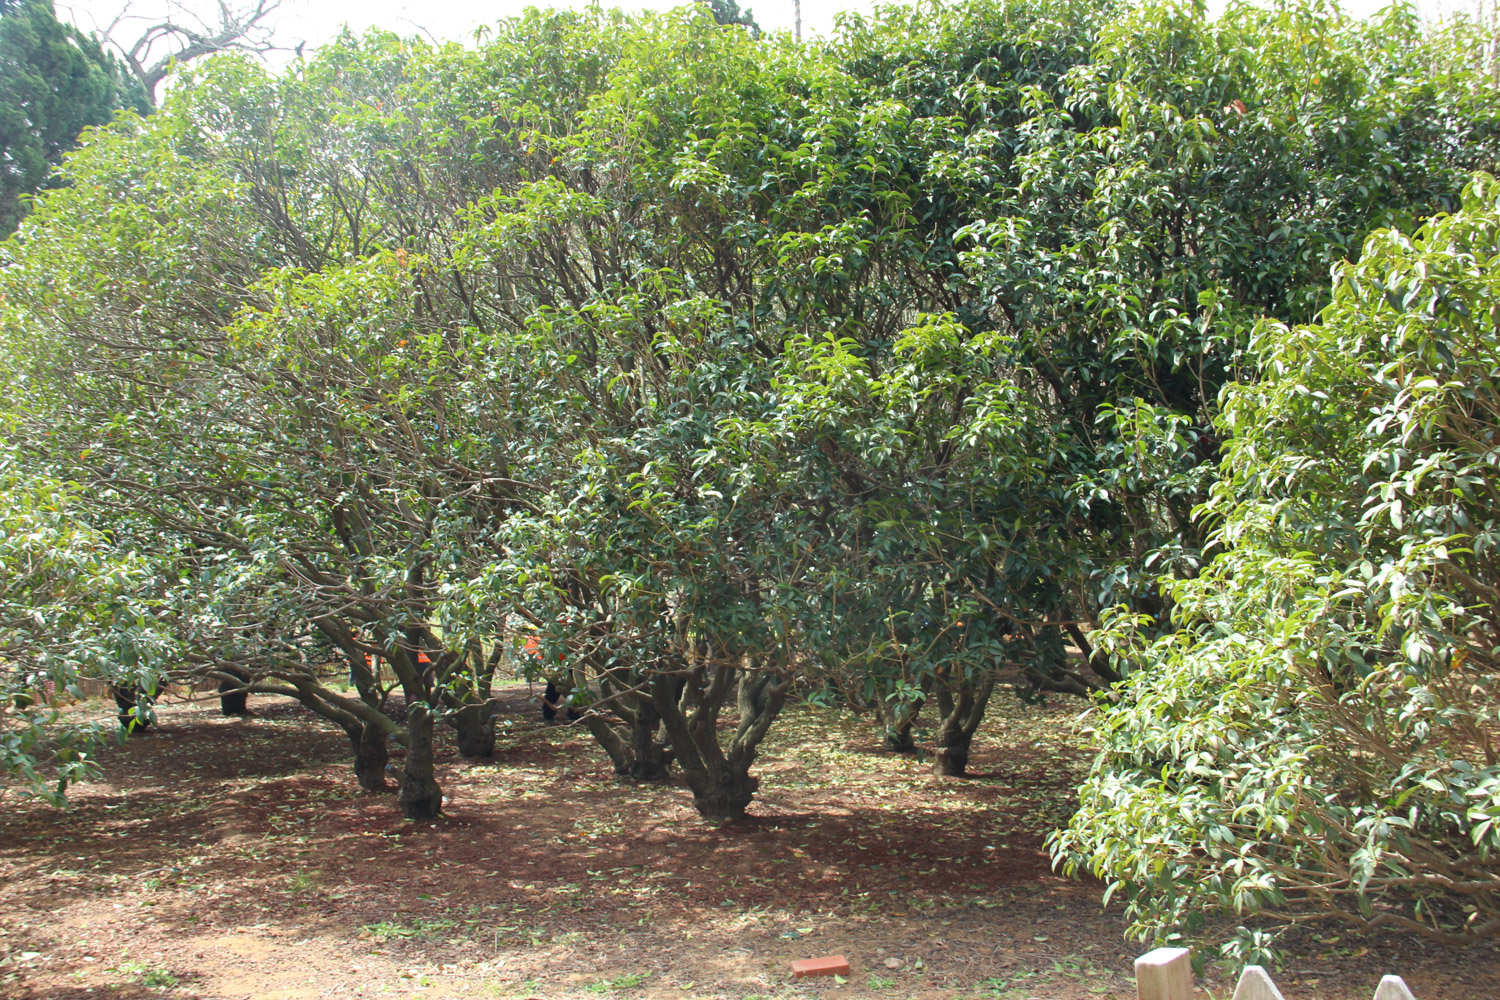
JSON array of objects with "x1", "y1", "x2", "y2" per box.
[
  {"x1": 0, "y1": 450, "x2": 172, "y2": 803},
  {"x1": 766, "y1": 0, "x2": 1500, "y2": 770},
  {"x1": 1052, "y1": 174, "x2": 1500, "y2": 956},
  {"x1": 0, "y1": 14, "x2": 637, "y2": 818}
]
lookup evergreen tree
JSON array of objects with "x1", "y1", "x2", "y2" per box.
[{"x1": 0, "y1": 0, "x2": 145, "y2": 236}]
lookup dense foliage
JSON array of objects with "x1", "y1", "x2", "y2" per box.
[
  {"x1": 1, "y1": 0, "x2": 1497, "y2": 951},
  {"x1": 0, "y1": 0, "x2": 146, "y2": 235},
  {"x1": 0, "y1": 450, "x2": 156, "y2": 803},
  {"x1": 1054, "y1": 174, "x2": 1500, "y2": 955}
]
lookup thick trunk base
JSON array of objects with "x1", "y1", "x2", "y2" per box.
[
  {"x1": 621, "y1": 751, "x2": 672, "y2": 782},
  {"x1": 449, "y1": 703, "x2": 496, "y2": 759},
  {"x1": 625, "y1": 705, "x2": 671, "y2": 781},
  {"x1": 883, "y1": 726, "x2": 916, "y2": 753},
  {"x1": 687, "y1": 768, "x2": 759, "y2": 821},
  {"x1": 398, "y1": 703, "x2": 443, "y2": 819},
  {"x1": 932, "y1": 674, "x2": 992, "y2": 778},
  {"x1": 218, "y1": 671, "x2": 250, "y2": 716},
  {"x1": 876, "y1": 691, "x2": 924, "y2": 755},
  {"x1": 351, "y1": 726, "x2": 391, "y2": 792},
  {"x1": 112, "y1": 685, "x2": 153, "y2": 733},
  {"x1": 399, "y1": 771, "x2": 443, "y2": 819},
  {"x1": 585, "y1": 702, "x2": 672, "y2": 782},
  {"x1": 934, "y1": 740, "x2": 970, "y2": 777}
]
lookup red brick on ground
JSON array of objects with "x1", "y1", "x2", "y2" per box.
[{"x1": 790, "y1": 955, "x2": 852, "y2": 978}]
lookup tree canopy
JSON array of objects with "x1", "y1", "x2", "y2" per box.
[
  {"x1": 0, "y1": 0, "x2": 146, "y2": 235},
  {"x1": 2, "y1": 0, "x2": 1499, "y2": 954},
  {"x1": 1054, "y1": 173, "x2": 1500, "y2": 957}
]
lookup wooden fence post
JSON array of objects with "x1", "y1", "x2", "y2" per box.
[
  {"x1": 1135, "y1": 947, "x2": 1193, "y2": 1000},
  {"x1": 1135, "y1": 948, "x2": 1418, "y2": 1000},
  {"x1": 1232, "y1": 966, "x2": 1288, "y2": 1000},
  {"x1": 1372, "y1": 976, "x2": 1418, "y2": 1000}
]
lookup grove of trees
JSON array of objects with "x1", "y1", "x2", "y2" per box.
[{"x1": 2, "y1": 0, "x2": 1498, "y2": 961}]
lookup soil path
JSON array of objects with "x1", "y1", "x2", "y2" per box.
[{"x1": 1, "y1": 685, "x2": 1494, "y2": 999}]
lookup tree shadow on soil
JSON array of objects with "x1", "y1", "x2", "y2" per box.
[{"x1": 5, "y1": 692, "x2": 1500, "y2": 1000}]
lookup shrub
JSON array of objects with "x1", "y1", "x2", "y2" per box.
[{"x1": 1053, "y1": 174, "x2": 1500, "y2": 958}]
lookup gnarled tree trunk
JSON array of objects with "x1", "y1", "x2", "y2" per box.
[
  {"x1": 441, "y1": 640, "x2": 500, "y2": 758},
  {"x1": 307, "y1": 619, "x2": 404, "y2": 793},
  {"x1": 685, "y1": 761, "x2": 760, "y2": 820},
  {"x1": 111, "y1": 683, "x2": 155, "y2": 733},
  {"x1": 570, "y1": 655, "x2": 673, "y2": 781},
  {"x1": 654, "y1": 650, "x2": 788, "y2": 821},
  {"x1": 933, "y1": 670, "x2": 996, "y2": 777},
  {"x1": 447, "y1": 701, "x2": 497, "y2": 758},
  {"x1": 349, "y1": 720, "x2": 391, "y2": 792},
  {"x1": 624, "y1": 697, "x2": 672, "y2": 780},
  {"x1": 875, "y1": 674, "x2": 930, "y2": 753},
  {"x1": 881, "y1": 714, "x2": 918, "y2": 753}
]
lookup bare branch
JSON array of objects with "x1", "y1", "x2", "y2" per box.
[{"x1": 86, "y1": 0, "x2": 285, "y2": 105}]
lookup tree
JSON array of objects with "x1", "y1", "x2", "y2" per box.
[
  {"x1": 2, "y1": 6, "x2": 729, "y2": 820},
  {"x1": 0, "y1": 445, "x2": 173, "y2": 802},
  {"x1": 0, "y1": 16, "x2": 619, "y2": 817},
  {"x1": 767, "y1": 0, "x2": 1500, "y2": 777},
  {"x1": 1054, "y1": 173, "x2": 1500, "y2": 957},
  {"x1": 761, "y1": 0, "x2": 1119, "y2": 773},
  {"x1": 473, "y1": 10, "x2": 824, "y2": 816},
  {"x1": 97, "y1": 0, "x2": 283, "y2": 105},
  {"x1": 0, "y1": 0, "x2": 144, "y2": 235},
  {"x1": 5, "y1": 0, "x2": 1497, "y2": 839}
]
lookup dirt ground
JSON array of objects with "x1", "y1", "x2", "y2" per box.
[{"x1": 1, "y1": 684, "x2": 1496, "y2": 1000}]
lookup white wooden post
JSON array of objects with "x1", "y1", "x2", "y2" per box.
[
  {"x1": 1372, "y1": 976, "x2": 1418, "y2": 1000},
  {"x1": 1135, "y1": 947, "x2": 1194, "y2": 1000},
  {"x1": 1136, "y1": 948, "x2": 1417, "y2": 1000},
  {"x1": 1231, "y1": 966, "x2": 1288, "y2": 1000}
]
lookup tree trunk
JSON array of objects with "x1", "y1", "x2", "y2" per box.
[
  {"x1": 687, "y1": 765, "x2": 759, "y2": 821},
  {"x1": 875, "y1": 678, "x2": 928, "y2": 754},
  {"x1": 397, "y1": 702, "x2": 442, "y2": 819},
  {"x1": 934, "y1": 728, "x2": 972, "y2": 776},
  {"x1": 447, "y1": 702, "x2": 496, "y2": 758},
  {"x1": 571, "y1": 653, "x2": 674, "y2": 781},
  {"x1": 578, "y1": 693, "x2": 673, "y2": 781},
  {"x1": 653, "y1": 658, "x2": 787, "y2": 821},
  {"x1": 218, "y1": 667, "x2": 251, "y2": 716},
  {"x1": 883, "y1": 720, "x2": 917, "y2": 753},
  {"x1": 933, "y1": 672, "x2": 996, "y2": 777},
  {"x1": 438, "y1": 639, "x2": 500, "y2": 757},
  {"x1": 1065, "y1": 622, "x2": 1122, "y2": 685},
  {"x1": 626, "y1": 698, "x2": 672, "y2": 781},
  {"x1": 350, "y1": 722, "x2": 391, "y2": 792},
  {"x1": 112, "y1": 684, "x2": 154, "y2": 732},
  {"x1": 580, "y1": 709, "x2": 634, "y2": 773}
]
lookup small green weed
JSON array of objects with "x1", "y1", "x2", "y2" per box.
[
  {"x1": 977, "y1": 970, "x2": 1038, "y2": 999},
  {"x1": 587, "y1": 971, "x2": 650, "y2": 992},
  {"x1": 361, "y1": 915, "x2": 458, "y2": 941},
  {"x1": 110, "y1": 959, "x2": 178, "y2": 990}
]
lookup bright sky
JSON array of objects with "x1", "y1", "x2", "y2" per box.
[
  {"x1": 58, "y1": 1, "x2": 883, "y2": 52},
  {"x1": 57, "y1": 0, "x2": 1474, "y2": 60}
]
